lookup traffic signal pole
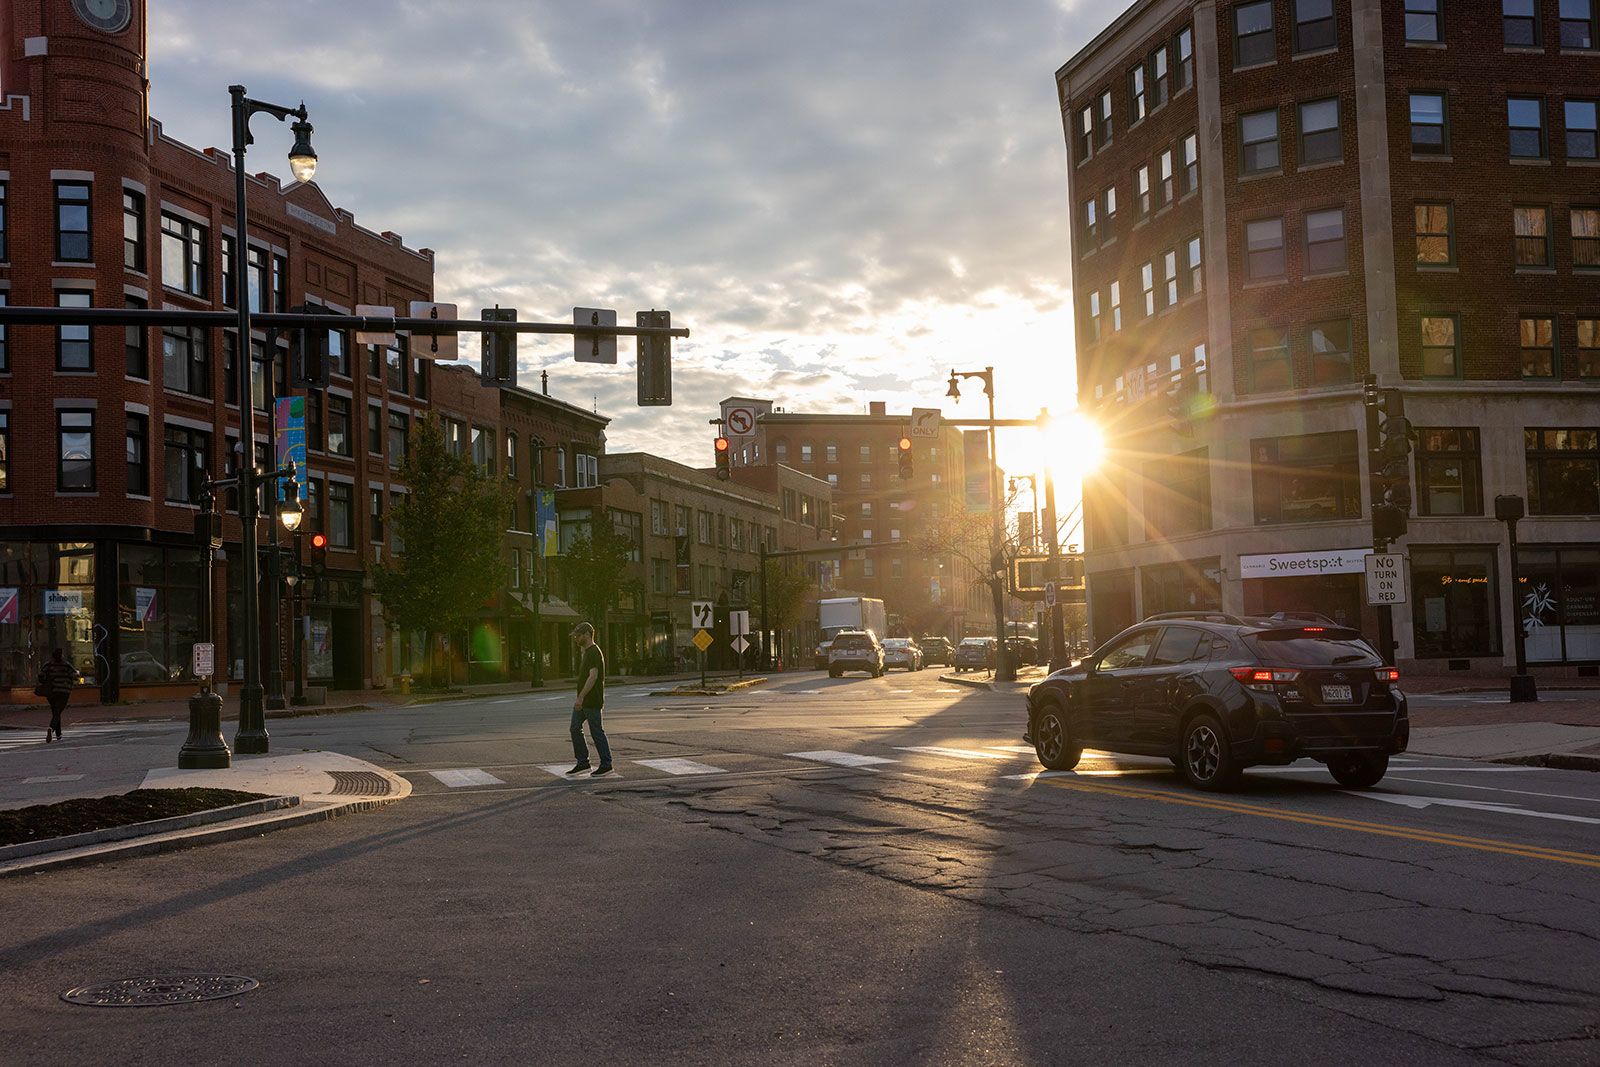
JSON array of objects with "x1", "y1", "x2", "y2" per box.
[{"x1": 1040, "y1": 410, "x2": 1068, "y2": 673}]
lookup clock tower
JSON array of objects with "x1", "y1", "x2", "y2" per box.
[{"x1": 2, "y1": 0, "x2": 149, "y2": 152}]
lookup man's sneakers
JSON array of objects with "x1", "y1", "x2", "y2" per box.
[
  {"x1": 591, "y1": 765, "x2": 615, "y2": 777},
  {"x1": 566, "y1": 762, "x2": 592, "y2": 776}
]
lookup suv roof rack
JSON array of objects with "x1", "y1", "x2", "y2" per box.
[{"x1": 1146, "y1": 611, "x2": 1245, "y2": 625}]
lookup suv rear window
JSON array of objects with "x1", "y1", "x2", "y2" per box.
[
  {"x1": 833, "y1": 635, "x2": 873, "y2": 650},
  {"x1": 1243, "y1": 629, "x2": 1381, "y2": 667}
]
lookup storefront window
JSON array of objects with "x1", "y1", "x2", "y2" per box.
[
  {"x1": 119, "y1": 545, "x2": 203, "y2": 683},
  {"x1": 1411, "y1": 547, "x2": 1499, "y2": 658},
  {"x1": 1251, "y1": 431, "x2": 1361, "y2": 524},
  {"x1": 0, "y1": 542, "x2": 97, "y2": 687},
  {"x1": 1141, "y1": 559, "x2": 1221, "y2": 617},
  {"x1": 1520, "y1": 548, "x2": 1600, "y2": 663}
]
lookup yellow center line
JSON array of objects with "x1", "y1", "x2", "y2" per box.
[{"x1": 1038, "y1": 776, "x2": 1600, "y2": 870}]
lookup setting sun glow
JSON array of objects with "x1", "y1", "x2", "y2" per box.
[{"x1": 1043, "y1": 411, "x2": 1106, "y2": 483}]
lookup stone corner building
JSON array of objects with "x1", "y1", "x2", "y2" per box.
[{"x1": 1059, "y1": 0, "x2": 1600, "y2": 676}]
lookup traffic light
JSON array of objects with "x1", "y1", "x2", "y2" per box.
[
  {"x1": 637, "y1": 309, "x2": 672, "y2": 407},
  {"x1": 1364, "y1": 376, "x2": 1413, "y2": 548},
  {"x1": 291, "y1": 326, "x2": 330, "y2": 388},
  {"x1": 714, "y1": 435, "x2": 731, "y2": 480},
  {"x1": 897, "y1": 436, "x2": 914, "y2": 480},
  {"x1": 480, "y1": 306, "x2": 518, "y2": 386},
  {"x1": 309, "y1": 531, "x2": 329, "y2": 574}
]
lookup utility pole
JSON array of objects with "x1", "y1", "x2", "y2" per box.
[{"x1": 1040, "y1": 410, "x2": 1068, "y2": 672}]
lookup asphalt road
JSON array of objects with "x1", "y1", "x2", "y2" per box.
[{"x1": 4, "y1": 670, "x2": 1600, "y2": 1064}]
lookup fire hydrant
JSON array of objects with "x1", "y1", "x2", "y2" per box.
[{"x1": 398, "y1": 669, "x2": 412, "y2": 695}]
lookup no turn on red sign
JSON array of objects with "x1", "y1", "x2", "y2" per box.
[{"x1": 1365, "y1": 553, "x2": 1406, "y2": 606}]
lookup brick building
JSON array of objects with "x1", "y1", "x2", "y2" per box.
[
  {"x1": 1059, "y1": 0, "x2": 1600, "y2": 675},
  {"x1": 719, "y1": 397, "x2": 993, "y2": 642},
  {"x1": 0, "y1": 0, "x2": 434, "y2": 697}
]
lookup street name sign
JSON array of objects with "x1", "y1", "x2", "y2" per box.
[
  {"x1": 692, "y1": 629, "x2": 714, "y2": 653},
  {"x1": 192, "y1": 642, "x2": 216, "y2": 678},
  {"x1": 691, "y1": 601, "x2": 715, "y2": 629},
  {"x1": 724, "y1": 406, "x2": 757, "y2": 438},
  {"x1": 574, "y1": 307, "x2": 618, "y2": 364},
  {"x1": 1365, "y1": 552, "x2": 1406, "y2": 605},
  {"x1": 409, "y1": 301, "x2": 458, "y2": 360},
  {"x1": 910, "y1": 408, "x2": 941, "y2": 438}
]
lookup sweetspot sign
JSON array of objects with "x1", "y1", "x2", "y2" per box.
[{"x1": 1237, "y1": 548, "x2": 1372, "y2": 580}]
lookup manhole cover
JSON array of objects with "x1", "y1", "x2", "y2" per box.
[
  {"x1": 62, "y1": 975, "x2": 259, "y2": 1007},
  {"x1": 327, "y1": 770, "x2": 392, "y2": 796}
]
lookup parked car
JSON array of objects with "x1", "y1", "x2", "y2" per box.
[
  {"x1": 828, "y1": 630, "x2": 885, "y2": 678},
  {"x1": 1023, "y1": 612, "x2": 1409, "y2": 792},
  {"x1": 882, "y1": 638, "x2": 923, "y2": 672},
  {"x1": 1005, "y1": 637, "x2": 1039, "y2": 666},
  {"x1": 813, "y1": 640, "x2": 835, "y2": 670},
  {"x1": 953, "y1": 637, "x2": 997, "y2": 672},
  {"x1": 919, "y1": 636, "x2": 955, "y2": 666}
]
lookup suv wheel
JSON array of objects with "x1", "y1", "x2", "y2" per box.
[
  {"x1": 1328, "y1": 753, "x2": 1388, "y2": 790},
  {"x1": 1180, "y1": 712, "x2": 1241, "y2": 792},
  {"x1": 1033, "y1": 699, "x2": 1083, "y2": 771}
]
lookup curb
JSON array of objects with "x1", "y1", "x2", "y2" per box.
[
  {"x1": 266, "y1": 703, "x2": 375, "y2": 719},
  {"x1": 939, "y1": 673, "x2": 994, "y2": 691},
  {"x1": 1495, "y1": 752, "x2": 1600, "y2": 772},
  {"x1": 0, "y1": 795, "x2": 297, "y2": 862},
  {"x1": 0, "y1": 794, "x2": 400, "y2": 878},
  {"x1": 650, "y1": 677, "x2": 769, "y2": 697}
]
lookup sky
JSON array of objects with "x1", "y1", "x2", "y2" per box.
[{"x1": 149, "y1": 0, "x2": 1098, "y2": 494}]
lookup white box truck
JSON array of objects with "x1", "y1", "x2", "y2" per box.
[{"x1": 814, "y1": 597, "x2": 888, "y2": 668}]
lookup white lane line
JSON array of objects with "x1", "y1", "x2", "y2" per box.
[
  {"x1": 896, "y1": 745, "x2": 1019, "y2": 761},
  {"x1": 1386, "y1": 777, "x2": 1600, "y2": 807},
  {"x1": 23, "y1": 774, "x2": 84, "y2": 784},
  {"x1": 537, "y1": 763, "x2": 623, "y2": 779},
  {"x1": 1357, "y1": 790, "x2": 1600, "y2": 826},
  {"x1": 428, "y1": 768, "x2": 507, "y2": 788},
  {"x1": 636, "y1": 758, "x2": 727, "y2": 776},
  {"x1": 1252, "y1": 766, "x2": 1531, "y2": 775},
  {"x1": 787, "y1": 750, "x2": 898, "y2": 768},
  {"x1": 990, "y1": 745, "x2": 1039, "y2": 754},
  {"x1": 1004, "y1": 769, "x2": 1170, "y2": 781}
]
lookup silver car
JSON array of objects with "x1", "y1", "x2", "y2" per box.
[{"x1": 881, "y1": 638, "x2": 923, "y2": 672}]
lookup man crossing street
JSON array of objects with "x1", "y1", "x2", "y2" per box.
[{"x1": 567, "y1": 622, "x2": 613, "y2": 777}]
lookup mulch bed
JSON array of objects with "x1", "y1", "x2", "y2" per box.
[{"x1": 0, "y1": 789, "x2": 267, "y2": 848}]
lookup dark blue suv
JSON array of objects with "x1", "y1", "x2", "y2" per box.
[{"x1": 1024, "y1": 612, "x2": 1409, "y2": 791}]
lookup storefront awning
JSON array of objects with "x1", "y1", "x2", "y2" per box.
[{"x1": 511, "y1": 592, "x2": 581, "y2": 620}]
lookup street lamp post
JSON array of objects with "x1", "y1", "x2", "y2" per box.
[
  {"x1": 1036, "y1": 409, "x2": 1069, "y2": 673},
  {"x1": 1495, "y1": 494, "x2": 1538, "y2": 704},
  {"x1": 947, "y1": 367, "x2": 1013, "y2": 683},
  {"x1": 228, "y1": 85, "x2": 318, "y2": 755}
]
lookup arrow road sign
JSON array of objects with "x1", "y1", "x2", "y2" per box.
[
  {"x1": 724, "y1": 406, "x2": 756, "y2": 438},
  {"x1": 910, "y1": 408, "x2": 941, "y2": 438},
  {"x1": 691, "y1": 601, "x2": 715, "y2": 629}
]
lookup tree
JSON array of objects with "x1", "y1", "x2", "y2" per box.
[
  {"x1": 761, "y1": 557, "x2": 815, "y2": 665},
  {"x1": 369, "y1": 414, "x2": 513, "y2": 687},
  {"x1": 559, "y1": 516, "x2": 633, "y2": 631}
]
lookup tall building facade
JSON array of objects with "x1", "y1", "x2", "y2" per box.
[
  {"x1": 1059, "y1": 0, "x2": 1600, "y2": 675},
  {"x1": 0, "y1": 0, "x2": 434, "y2": 697}
]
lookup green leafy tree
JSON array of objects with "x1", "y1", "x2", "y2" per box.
[
  {"x1": 559, "y1": 516, "x2": 634, "y2": 630},
  {"x1": 762, "y1": 558, "x2": 815, "y2": 664},
  {"x1": 369, "y1": 414, "x2": 513, "y2": 687}
]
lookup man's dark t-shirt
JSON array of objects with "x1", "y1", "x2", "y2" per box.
[{"x1": 579, "y1": 644, "x2": 605, "y2": 709}]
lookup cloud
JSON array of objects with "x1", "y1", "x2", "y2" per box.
[{"x1": 150, "y1": 0, "x2": 1091, "y2": 471}]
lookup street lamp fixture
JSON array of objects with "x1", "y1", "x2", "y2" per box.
[
  {"x1": 279, "y1": 493, "x2": 304, "y2": 532},
  {"x1": 287, "y1": 112, "x2": 318, "y2": 183}
]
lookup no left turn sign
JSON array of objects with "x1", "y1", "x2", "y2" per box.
[{"x1": 725, "y1": 406, "x2": 756, "y2": 438}]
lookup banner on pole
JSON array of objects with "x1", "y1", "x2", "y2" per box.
[
  {"x1": 963, "y1": 430, "x2": 992, "y2": 514},
  {"x1": 274, "y1": 397, "x2": 309, "y2": 502},
  {"x1": 535, "y1": 490, "x2": 559, "y2": 558}
]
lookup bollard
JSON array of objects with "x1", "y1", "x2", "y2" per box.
[{"x1": 178, "y1": 688, "x2": 231, "y2": 769}]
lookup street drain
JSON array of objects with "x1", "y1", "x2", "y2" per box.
[
  {"x1": 62, "y1": 975, "x2": 259, "y2": 1007},
  {"x1": 327, "y1": 770, "x2": 393, "y2": 796}
]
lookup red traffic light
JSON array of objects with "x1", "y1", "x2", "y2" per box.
[
  {"x1": 310, "y1": 532, "x2": 328, "y2": 550},
  {"x1": 714, "y1": 436, "x2": 730, "y2": 452}
]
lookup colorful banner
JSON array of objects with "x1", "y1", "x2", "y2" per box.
[
  {"x1": 0, "y1": 588, "x2": 17, "y2": 624},
  {"x1": 274, "y1": 396, "x2": 309, "y2": 502},
  {"x1": 536, "y1": 490, "x2": 559, "y2": 557},
  {"x1": 963, "y1": 430, "x2": 992, "y2": 514}
]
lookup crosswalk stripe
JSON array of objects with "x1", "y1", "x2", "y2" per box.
[
  {"x1": 895, "y1": 745, "x2": 1019, "y2": 761},
  {"x1": 428, "y1": 768, "x2": 506, "y2": 788},
  {"x1": 537, "y1": 763, "x2": 624, "y2": 779},
  {"x1": 635, "y1": 758, "x2": 727, "y2": 776},
  {"x1": 23, "y1": 774, "x2": 85, "y2": 784},
  {"x1": 787, "y1": 750, "x2": 897, "y2": 767},
  {"x1": 989, "y1": 745, "x2": 1038, "y2": 754}
]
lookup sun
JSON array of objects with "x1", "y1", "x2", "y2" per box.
[{"x1": 1044, "y1": 410, "x2": 1105, "y2": 482}]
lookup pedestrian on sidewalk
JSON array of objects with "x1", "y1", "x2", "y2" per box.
[
  {"x1": 37, "y1": 648, "x2": 81, "y2": 743},
  {"x1": 567, "y1": 622, "x2": 613, "y2": 777}
]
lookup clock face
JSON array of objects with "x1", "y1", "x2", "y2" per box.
[{"x1": 71, "y1": 0, "x2": 133, "y2": 33}]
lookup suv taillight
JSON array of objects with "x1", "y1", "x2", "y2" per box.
[
  {"x1": 1229, "y1": 666, "x2": 1301, "y2": 694},
  {"x1": 1374, "y1": 668, "x2": 1400, "y2": 684}
]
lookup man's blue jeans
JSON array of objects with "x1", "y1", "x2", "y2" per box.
[{"x1": 570, "y1": 706, "x2": 612, "y2": 766}]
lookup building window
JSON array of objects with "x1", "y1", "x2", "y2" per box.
[
  {"x1": 1309, "y1": 319, "x2": 1352, "y2": 385},
  {"x1": 1109, "y1": 281, "x2": 1122, "y2": 330},
  {"x1": 1182, "y1": 236, "x2": 1203, "y2": 297},
  {"x1": 860, "y1": 471, "x2": 872, "y2": 488},
  {"x1": 367, "y1": 342, "x2": 383, "y2": 379},
  {"x1": 272, "y1": 253, "x2": 288, "y2": 312},
  {"x1": 1150, "y1": 46, "x2": 1168, "y2": 109},
  {"x1": 1410, "y1": 92, "x2": 1449, "y2": 154},
  {"x1": 1251, "y1": 431, "x2": 1362, "y2": 524},
  {"x1": 160, "y1": 326, "x2": 209, "y2": 397},
  {"x1": 363, "y1": 405, "x2": 381, "y2": 456},
  {"x1": 160, "y1": 212, "x2": 208, "y2": 297},
  {"x1": 1181, "y1": 132, "x2": 1198, "y2": 195},
  {"x1": 1415, "y1": 428, "x2": 1482, "y2": 516},
  {"x1": 1136, "y1": 165, "x2": 1151, "y2": 215},
  {"x1": 57, "y1": 411, "x2": 94, "y2": 491},
  {"x1": 385, "y1": 339, "x2": 409, "y2": 394},
  {"x1": 1141, "y1": 261, "x2": 1156, "y2": 315},
  {"x1": 0, "y1": 181, "x2": 7, "y2": 261},
  {"x1": 1163, "y1": 249, "x2": 1179, "y2": 305},
  {"x1": 1293, "y1": 0, "x2": 1335, "y2": 53},
  {"x1": 1574, "y1": 207, "x2": 1600, "y2": 267},
  {"x1": 1305, "y1": 207, "x2": 1347, "y2": 274},
  {"x1": 1415, "y1": 202, "x2": 1454, "y2": 265},
  {"x1": 1157, "y1": 149, "x2": 1174, "y2": 207},
  {"x1": 163, "y1": 425, "x2": 209, "y2": 504},
  {"x1": 330, "y1": 482, "x2": 354, "y2": 548},
  {"x1": 1247, "y1": 327, "x2": 1292, "y2": 392},
  {"x1": 1526, "y1": 429, "x2": 1600, "y2": 514},
  {"x1": 1562, "y1": 0, "x2": 1597, "y2": 47},
  {"x1": 125, "y1": 296, "x2": 148, "y2": 378},
  {"x1": 1412, "y1": 548, "x2": 1499, "y2": 658},
  {"x1": 388, "y1": 411, "x2": 408, "y2": 466},
  {"x1": 1508, "y1": 96, "x2": 1547, "y2": 158},
  {"x1": 55, "y1": 182, "x2": 92, "y2": 262},
  {"x1": 126, "y1": 413, "x2": 149, "y2": 496},
  {"x1": 370, "y1": 489, "x2": 385, "y2": 544},
  {"x1": 306, "y1": 394, "x2": 323, "y2": 452},
  {"x1": 1515, "y1": 547, "x2": 1600, "y2": 663},
  {"x1": 1174, "y1": 26, "x2": 1194, "y2": 91},
  {"x1": 1420, "y1": 315, "x2": 1460, "y2": 376},
  {"x1": 1580, "y1": 318, "x2": 1600, "y2": 376},
  {"x1": 0, "y1": 412, "x2": 9, "y2": 491},
  {"x1": 246, "y1": 245, "x2": 269, "y2": 313},
  {"x1": 826, "y1": 441, "x2": 838, "y2": 462},
  {"x1": 1144, "y1": 448, "x2": 1210, "y2": 538},
  {"x1": 1104, "y1": 185, "x2": 1119, "y2": 236},
  {"x1": 1298, "y1": 98, "x2": 1341, "y2": 164},
  {"x1": 1128, "y1": 63, "x2": 1146, "y2": 123},
  {"x1": 1075, "y1": 105, "x2": 1093, "y2": 163},
  {"x1": 1245, "y1": 217, "x2": 1285, "y2": 280},
  {"x1": 1234, "y1": 1, "x2": 1275, "y2": 67},
  {"x1": 1520, "y1": 315, "x2": 1559, "y2": 377},
  {"x1": 1405, "y1": 0, "x2": 1443, "y2": 43},
  {"x1": 800, "y1": 442, "x2": 813, "y2": 463},
  {"x1": 505, "y1": 432, "x2": 517, "y2": 480},
  {"x1": 122, "y1": 190, "x2": 145, "y2": 272},
  {"x1": 1239, "y1": 108, "x2": 1280, "y2": 175},
  {"x1": 576, "y1": 453, "x2": 598, "y2": 487},
  {"x1": 1514, "y1": 205, "x2": 1552, "y2": 267},
  {"x1": 471, "y1": 425, "x2": 493, "y2": 472},
  {"x1": 1504, "y1": 0, "x2": 1542, "y2": 46},
  {"x1": 327, "y1": 396, "x2": 352, "y2": 456},
  {"x1": 0, "y1": 293, "x2": 7, "y2": 372},
  {"x1": 1097, "y1": 89, "x2": 1113, "y2": 145},
  {"x1": 1087, "y1": 291, "x2": 1102, "y2": 341},
  {"x1": 1083, "y1": 197, "x2": 1099, "y2": 248},
  {"x1": 1568, "y1": 99, "x2": 1599, "y2": 159},
  {"x1": 56, "y1": 290, "x2": 93, "y2": 371}
]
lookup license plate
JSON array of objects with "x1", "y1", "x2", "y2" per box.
[{"x1": 1321, "y1": 684, "x2": 1354, "y2": 703}]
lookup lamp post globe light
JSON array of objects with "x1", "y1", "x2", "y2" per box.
[
  {"x1": 280, "y1": 493, "x2": 304, "y2": 533},
  {"x1": 229, "y1": 85, "x2": 318, "y2": 753},
  {"x1": 946, "y1": 367, "x2": 1014, "y2": 683}
]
